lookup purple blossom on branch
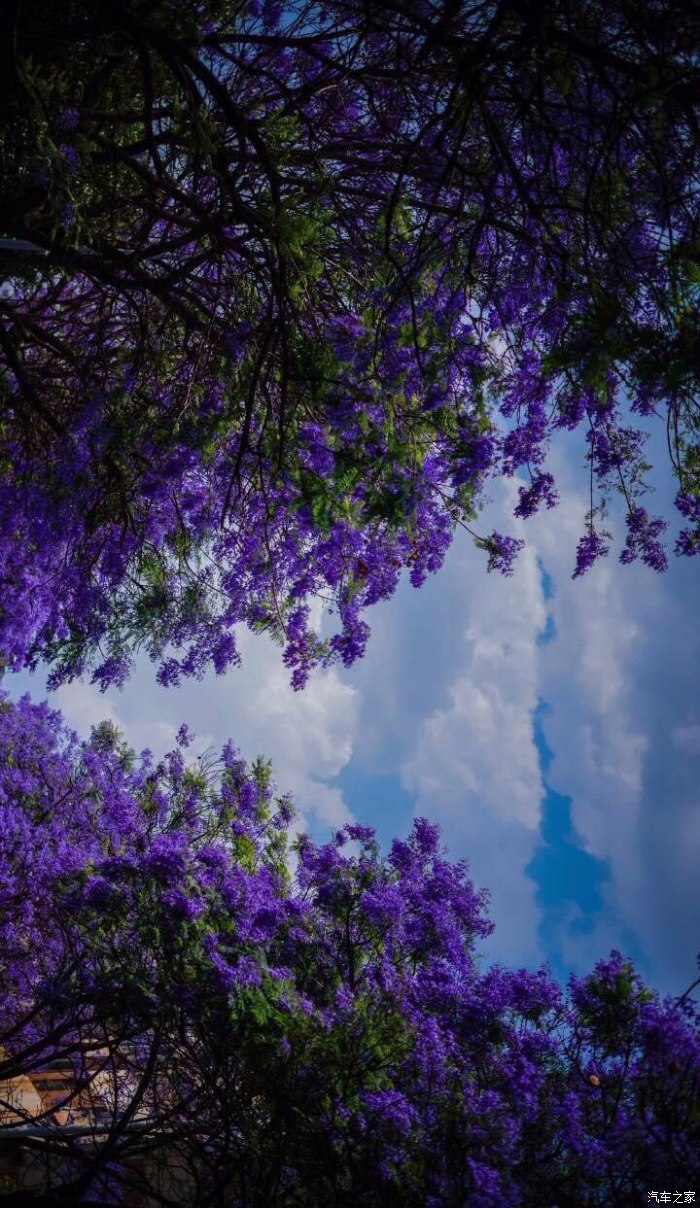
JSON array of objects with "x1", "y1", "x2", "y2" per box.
[
  {"x1": 0, "y1": 0, "x2": 697, "y2": 692},
  {"x1": 0, "y1": 693, "x2": 697, "y2": 1203}
]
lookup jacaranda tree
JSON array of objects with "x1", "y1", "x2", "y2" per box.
[
  {"x1": 1, "y1": 692, "x2": 699, "y2": 1206},
  {"x1": 0, "y1": 0, "x2": 699, "y2": 691}
]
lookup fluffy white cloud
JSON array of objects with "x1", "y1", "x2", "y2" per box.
[
  {"x1": 401, "y1": 483, "x2": 547, "y2": 966},
  {"x1": 50, "y1": 623, "x2": 359, "y2": 837},
  {"x1": 6, "y1": 606, "x2": 360, "y2": 840},
  {"x1": 360, "y1": 443, "x2": 699, "y2": 989},
  {"x1": 526, "y1": 451, "x2": 700, "y2": 992},
  {"x1": 54, "y1": 678, "x2": 213, "y2": 762},
  {"x1": 212, "y1": 624, "x2": 359, "y2": 830}
]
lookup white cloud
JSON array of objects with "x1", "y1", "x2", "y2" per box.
[
  {"x1": 54, "y1": 679, "x2": 212, "y2": 762},
  {"x1": 523, "y1": 446, "x2": 699, "y2": 990},
  {"x1": 401, "y1": 483, "x2": 547, "y2": 966},
  {"x1": 47, "y1": 622, "x2": 360, "y2": 837},
  {"x1": 214, "y1": 625, "x2": 359, "y2": 830},
  {"x1": 331, "y1": 462, "x2": 673, "y2": 977}
]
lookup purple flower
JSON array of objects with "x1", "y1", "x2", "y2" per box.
[
  {"x1": 514, "y1": 472, "x2": 558, "y2": 519},
  {"x1": 59, "y1": 144, "x2": 79, "y2": 174},
  {"x1": 55, "y1": 107, "x2": 80, "y2": 132},
  {"x1": 484, "y1": 532, "x2": 525, "y2": 576},
  {"x1": 675, "y1": 491, "x2": 700, "y2": 557},
  {"x1": 573, "y1": 531, "x2": 609, "y2": 578},
  {"x1": 620, "y1": 506, "x2": 668, "y2": 572}
]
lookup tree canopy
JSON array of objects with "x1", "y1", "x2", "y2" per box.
[
  {"x1": 2, "y1": 7, "x2": 699, "y2": 1202},
  {"x1": 1, "y1": 691, "x2": 699, "y2": 1205},
  {"x1": 1, "y1": 0, "x2": 699, "y2": 690}
]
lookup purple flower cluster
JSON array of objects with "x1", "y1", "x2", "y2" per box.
[
  {"x1": 620, "y1": 506, "x2": 668, "y2": 572},
  {"x1": 1, "y1": 693, "x2": 698, "y2": 1203},
  {"x1": 573, "y1": 530, "x2": 610, "y2": 578},
  {"x1": 0, "y1": 0, "x2": 697, "y2": 690}
]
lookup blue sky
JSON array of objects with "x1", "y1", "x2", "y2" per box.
[{"x1": 6, "y1": 436, "x2": 700, "y2": 998}]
